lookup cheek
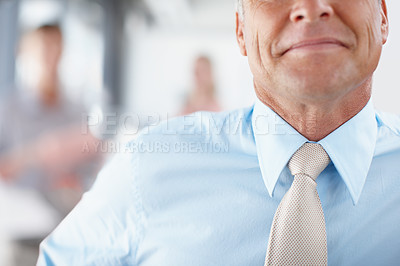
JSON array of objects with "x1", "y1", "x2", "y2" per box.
[
  {"x1": 243, "y1": 22, "x2": 265, "y2": 76},
  {"x1": 339, "y1": 1, "x2": 382, "y2": 48},
  {"x1": 244, "y1": 15, "x2": 286, "y2": 78},
  {"x1": 333, "y1": 1, "x2": 383, "y2": 67},
  {"x1": 354, "y1": 15, "x2": 382, "y2": 72},
  {"x1": 245, "y1": 30, "x2": 274, "y2": 85},
  {"x1": 366, "y1": 17, "x2": 382, "y2": 48}
]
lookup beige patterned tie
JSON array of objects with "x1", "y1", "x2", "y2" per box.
[{"x1": 265, "y1": 143, "x2": 330, "y2": 265}]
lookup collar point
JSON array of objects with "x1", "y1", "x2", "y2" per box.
[{"x1": 350, "y1": 191, "x2": 362, "y2": 206}]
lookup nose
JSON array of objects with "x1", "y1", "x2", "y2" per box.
[{"x1": 290, "y1": 0, "x2": 334, "y2": 23}]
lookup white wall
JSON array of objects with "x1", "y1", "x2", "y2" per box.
[
  {"x1": 123, "y1": 1, "x2": 254, "y2": 116},
  {"x1": 373, "y1": 0, "x2": 400, "y2": 114},
  {"x1": 124, "y1": 30, "x2": 254, "y2": 116}
]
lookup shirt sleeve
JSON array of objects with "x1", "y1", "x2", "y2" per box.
[{"x1": 37, "y1": 148, "x2": 145, "y2": 266}]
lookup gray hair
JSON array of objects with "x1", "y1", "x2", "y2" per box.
[
  {"x1": 237, "y1": 0, "x2": 382, "y2": 21},
  {"x1": 237, "y1": 0, "x2": 244, "y2": 20}
]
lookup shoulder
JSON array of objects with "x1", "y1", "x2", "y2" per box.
[
  {"x1": 124, "y1": 105, "x2": 256, "y2": 167},
  {"x1": 0, "y1": 92, "x2": 25, "y2": 125},
  {"x1": 126, "y1": 107, "x2": 255, "y2": 160},
  {"x1": 119, "y1": 106, "x2": 257, "y2": 216},
  {"x1": 140, "y1": 106, "x2": 254, "y2": 141},
  {"x1": 376, "y1": 110, "x2": 400, "y2": 135},
  {"x1": 122, "y1": 105, "x2": 256, "y2": 185},
  {"x1": 375, "y1": 110, "x2": 400, "y2": 155},
  {"x1": 0, "y1": 91, "x2": 19, "y2": 111},
  {"x1": 95, "y1": 106, "x2": 258, "y2": 233}
]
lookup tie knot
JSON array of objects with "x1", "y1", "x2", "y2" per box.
[{"x1": 288, "y1": 143, "x2": 330, "y2": 181}]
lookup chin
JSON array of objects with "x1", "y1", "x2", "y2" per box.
[
  {"x1": 284, "y1": 52, "x2": 348, "y2": 73},
  {"x1": 283, "y1": 74, "x2": 351, "y2": 102}
]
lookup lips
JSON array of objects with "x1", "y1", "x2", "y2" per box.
[{"x1": 282, "y1": 38, "x2": 347, "y2": 55}]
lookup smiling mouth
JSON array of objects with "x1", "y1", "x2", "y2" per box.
[{"x1": 283, "y1": 39, "x2": 347, "y2": 55}]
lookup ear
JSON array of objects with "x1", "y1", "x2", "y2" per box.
[
  {"x1": 236, "y1": 12, "x2": 247, "y2": 56},
  {"x1": 380, "y1": 0, "x2": 389, "y2": 45}
]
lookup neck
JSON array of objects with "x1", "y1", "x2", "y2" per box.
[
  {"x1": 255, "y1": 77, "x2": 372, "y2": 142},
  {"x1": 38, "y1": 75, "x2": 60, "y2": 107},
  {"x1": 192, "y1": 86, "x2": 215, "y2": 99}
]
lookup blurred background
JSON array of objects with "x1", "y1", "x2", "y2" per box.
[{"x1": 0, "y1": 0, "x2": 399, "y2": 265}]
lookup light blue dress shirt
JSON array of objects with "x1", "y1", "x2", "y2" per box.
[{"x1": 38, "y1": 98, "x2": 400, "y2": 265}]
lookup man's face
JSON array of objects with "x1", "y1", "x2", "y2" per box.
[{"x1": 237, "y1": 0, "x2": 388, "y2": 103}]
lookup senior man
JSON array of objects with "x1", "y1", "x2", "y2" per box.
[{"x1": 38, "y1": 0, "x2": 399, "y2": 265}]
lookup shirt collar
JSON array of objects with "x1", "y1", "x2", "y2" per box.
[{"x1": 252, "y1": 97, "x2": 377, "y2": 205}]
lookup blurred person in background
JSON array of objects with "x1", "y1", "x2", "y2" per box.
[
  {"x1": 0, "y1": 25, "x2": 103, "y2": 265},
  {"x1": 180, "y1": 55, "x2": 221, "y2": 115},
  {"x1": 38, "y1": 0, "x2": 400, "y2": 265}
]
